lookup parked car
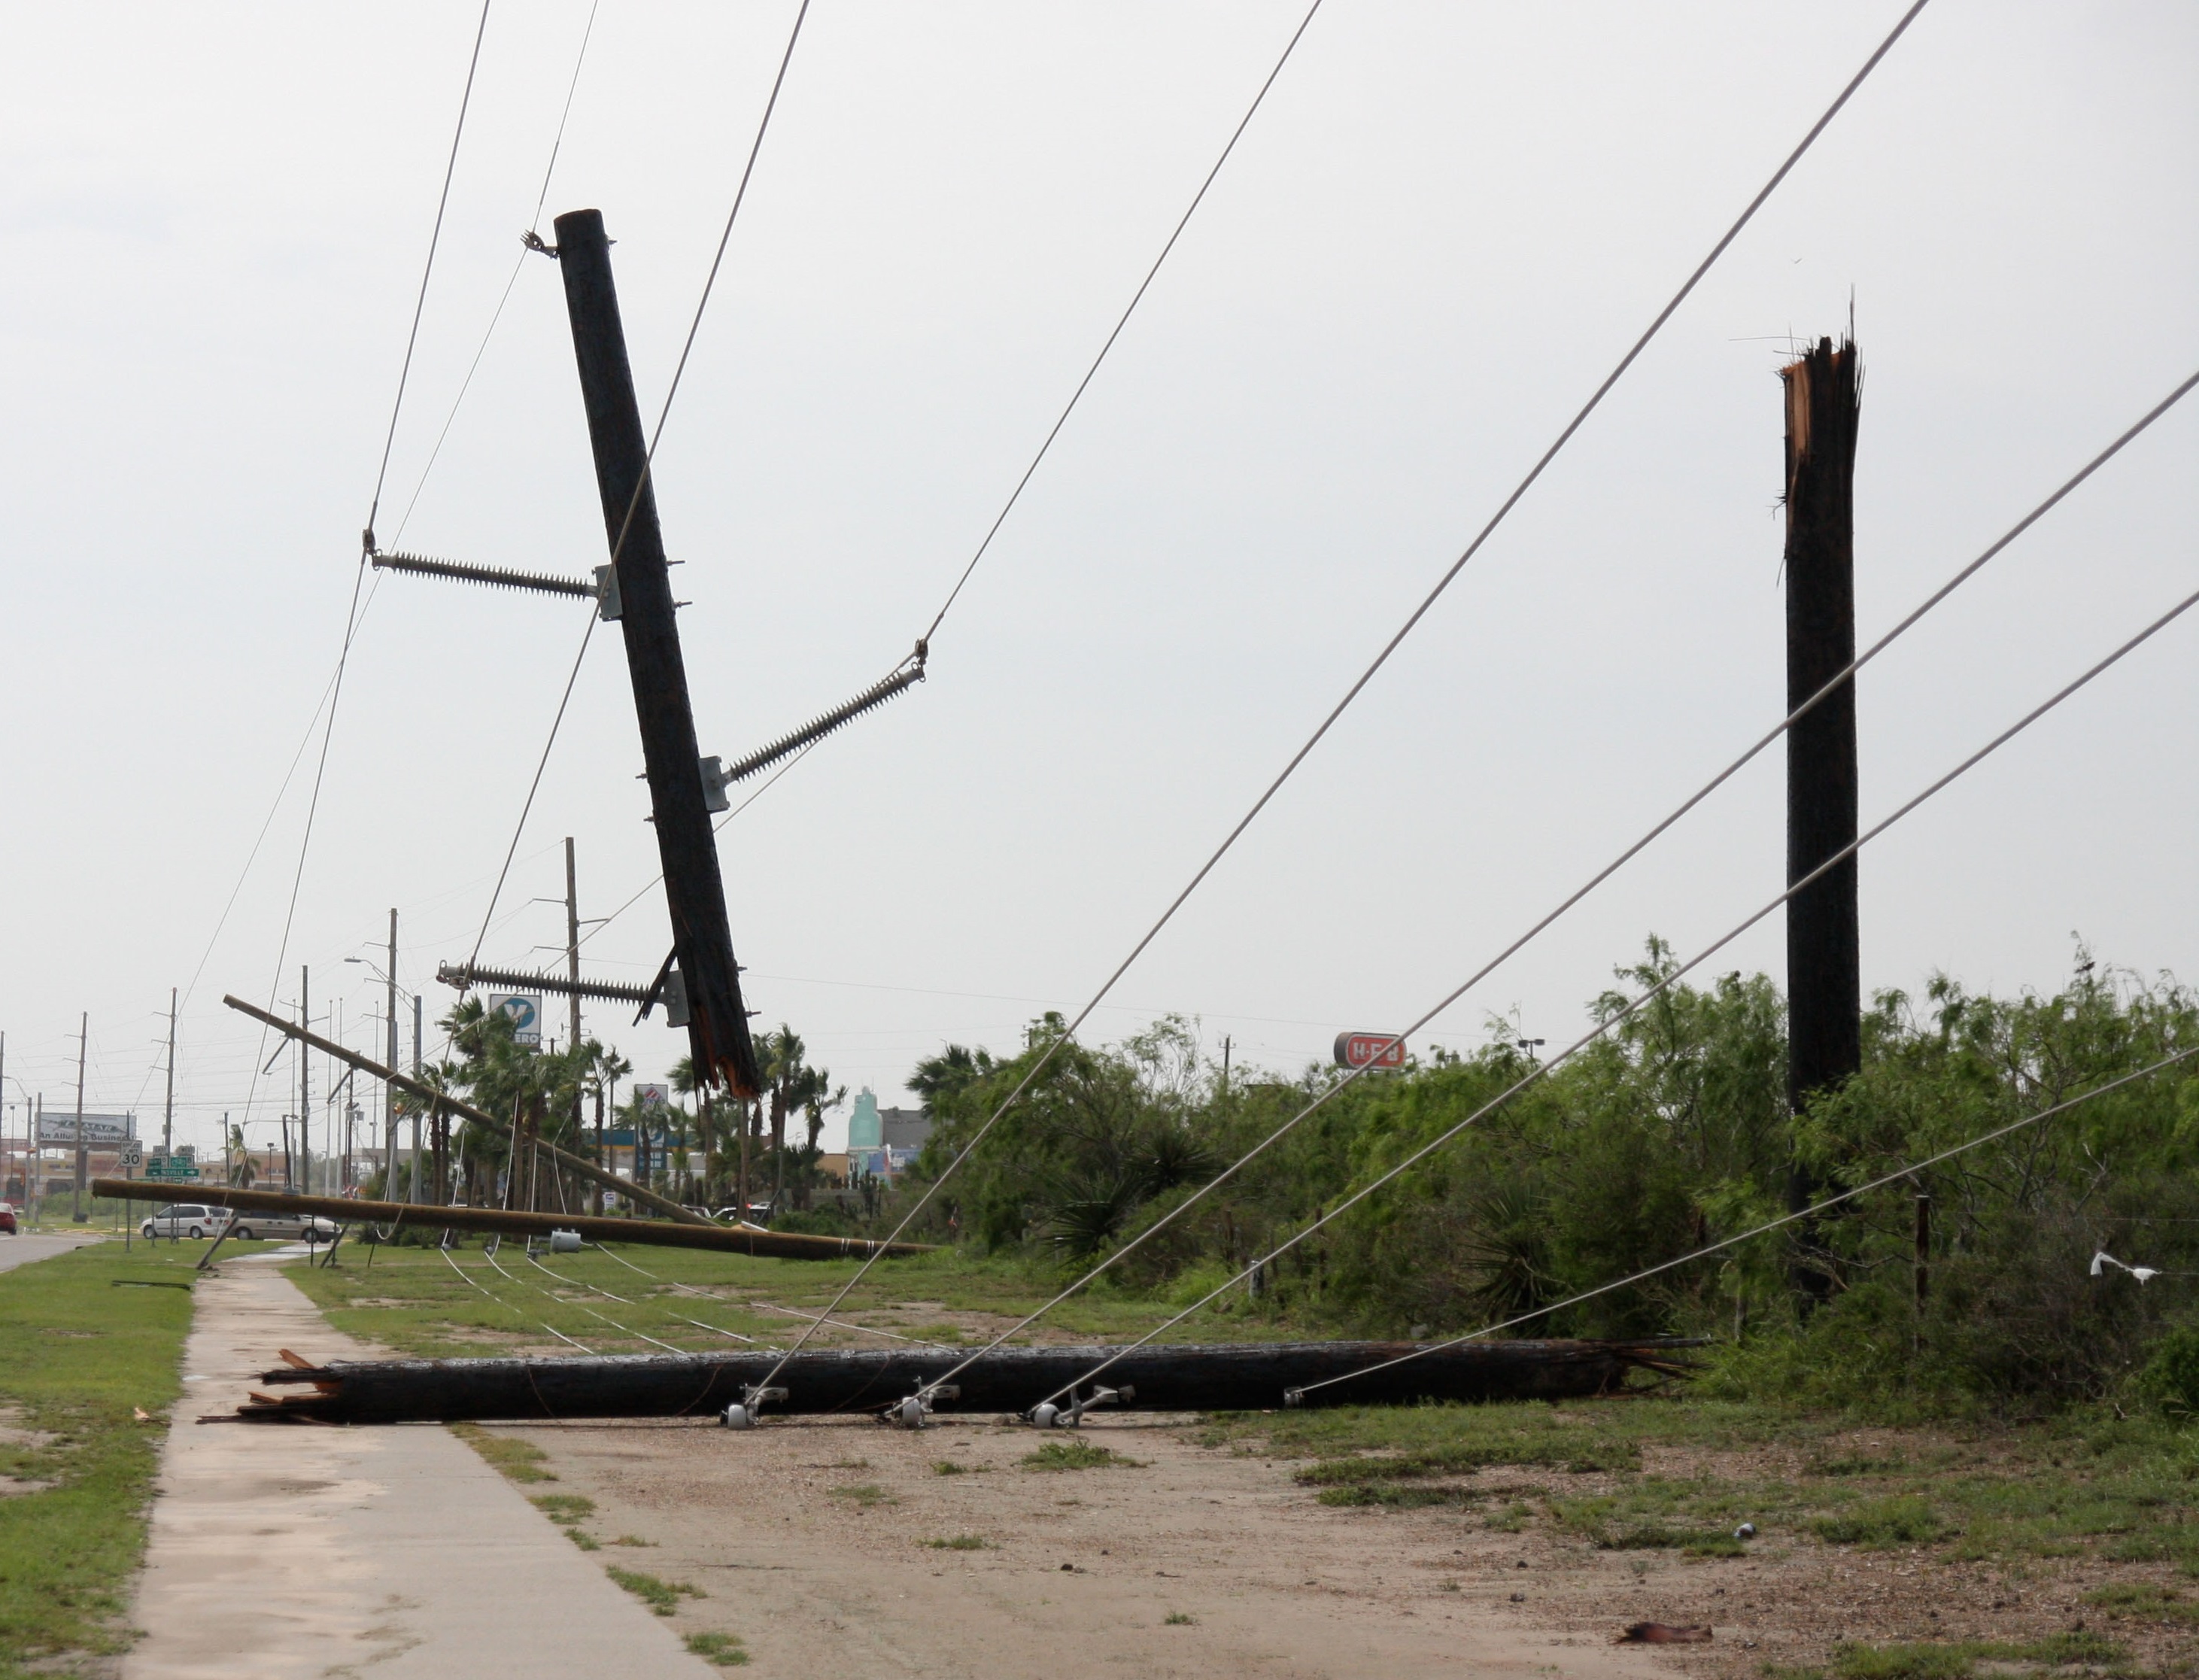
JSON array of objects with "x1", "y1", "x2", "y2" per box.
[
  {"x1": 0, "y1": 1205, "x2": 16, "y2": 1235},
  {"x1": 223, "y1": 1211, "x2": 341, "y2": 1243},
  {"x1": 140, "y1": 1204, "x2": 233, "y2": 1240}
]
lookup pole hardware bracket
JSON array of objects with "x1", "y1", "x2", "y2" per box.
[
  {"x1": 1028, "y1": 1384, "x2": 1131, "y2": 1429},
  {"x1": 720, "y1": 1382, "x2": 787, "y2": 1430}
]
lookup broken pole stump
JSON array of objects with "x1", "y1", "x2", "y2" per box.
[{"x1": 1781, "y1": 335, "x2": 1862, "y2": 1300}]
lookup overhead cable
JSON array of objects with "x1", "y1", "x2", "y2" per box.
[
  {"x1": 919, "y1": 0, "x2": 1328, "y2": 647},
  {"x1": 858, "y1": 367, "x2": 2199, "y2": 1395},
  {"x1": 364, "y1": 0, "x2": 496, "y2": 548},
  {"x1": 746, "y1": 0, "x2": 1935, "y2": 1403},
  {"x1": 1024, "y1": 579, "x2": 2199, "y2": 1413},
  {"x1": 463, "y1": 0, "x2": 812, "y2": 968},
  {"x1": 387, "y1": 0, "x2": 604, "y2": 548}
]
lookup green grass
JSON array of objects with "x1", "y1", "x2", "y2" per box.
[
  {"x1": 685, "y1": 1630, "x2": 750, "y2": 1666},
  {"x1": 1022, "y1": 1438, "x2": 1141, "y2": 1471},
  {"x1": 931, "y1": 1460, "x2": 967, "y2": 1475},
  {"x1": 450, "y1": 1422, "x2": 557, "y2": 1483},
  {"x1": 1163, "y1": 1611, "x2": 1196, "y2": 1625},
  {"x1": 1809, "y1": 1495, "x2": 1948, "y2": 1548},
  {"x1": 606, "y1": 1566, "x2": 704, "y2": 1616},
  {"x1": 1790, "y1": 1633, "x2": 2134, "y2": 1680},
  {"x1": 1316, "y1": 1483, "x2": 1471, "y2": 1508},
  {"x1": 530, "y1": 1493, "x2": 600, "y2": 1548},
  {"x1": 0, "y1": 1239, "x2": 195, "y2": 1676},
  {"x1": 829, "y1": 1483, "x2": 893, "y2": 1506},
  {"x1": 923, "y1": 1534, "x2": 992, "y2": 1550},
  {"x1": 2082, "y1": 1581, "x2": 2199, "y2": 1623},
  {"x1": 1198, "y1": 1397, "x2": 2199, "y2": 1576},
  {"x1": 275, "y1": 1239, "x2": 1311, "y2": 1359}
]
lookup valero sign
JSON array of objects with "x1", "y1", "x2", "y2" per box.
[
  {"x1": 484, "y1": 993, "x2": 544, "y2": 1047},
  {"x1": 1332, "y1": 1031, "x2": 1405, "y2": 1071}
]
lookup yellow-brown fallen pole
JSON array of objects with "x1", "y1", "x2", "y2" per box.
[{"x1": 93, "y1": 1181, "x2": 928, "y2": 1262}]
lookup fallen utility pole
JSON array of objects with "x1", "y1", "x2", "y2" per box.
[
  {"x1": 223, "y1": 993, "x2": 703, "y2": 1227},
  {"x1": 555, "y1": 207, "x2": 760, "y2": 1098},
  {"x1": 90, "y1": 1180, "x2": 924, "y2": 1263},
  {"x1": 225, "y1": 1337, "x2": 1696, "y2": 1426}
]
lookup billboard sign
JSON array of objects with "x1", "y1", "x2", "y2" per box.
[
  {"x1": 1332, "y1": 1032, "x2": 1406, "y2": 1071},
  {"x1": 634, "y1": 1084, "x2": 669, "y2": 1113},
  {"x1": 483, "y1": 993, "x2": 543, "y2": 1047},
  {"x1": 35, "y1": 1111, "x2": 135, "y2": 1147}
]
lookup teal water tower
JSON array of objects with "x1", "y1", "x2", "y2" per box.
[{"x1": 847, "y1": 1088, "x2": 882, "y2": 1150}]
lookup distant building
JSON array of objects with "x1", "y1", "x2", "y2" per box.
[
  {"x1": 845, "y1": 1089, "x2": 933, "y2": 1181},
  {"x1": 880, "y1": 1106, "x2": 931, "y2": 1150}
]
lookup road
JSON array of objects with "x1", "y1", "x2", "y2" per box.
[{"x1": 0, "y1": 1231, "x2": 104, "y2": 1271}]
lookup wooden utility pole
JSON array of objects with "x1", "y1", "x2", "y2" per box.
[
  {"x1": 564, "y1": 839, "x2": 583, "y2": 1057},
  {"x1": 1781, "y1": 336, "x2": 1862, "y2": 1289},
  {"x1": 552, "y1": 208, "x2": 760, "y2": 1101},
  {"x1": 71, "y1": 1014, "x2": 87, "y2": 1223},
  {"x1": 385, "y1": 910, "x2": 399, "y2": 1198},
  {"x1": 162, "y1": 989, "x2": 177, "y2": 1157},
  {"x1": 298, "y1": 967, "x2": 311, "y2": 1196}
]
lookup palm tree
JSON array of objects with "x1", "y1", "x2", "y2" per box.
[{"x1": 755, "y1": 1025, "x2": 841, "y2": 1216}]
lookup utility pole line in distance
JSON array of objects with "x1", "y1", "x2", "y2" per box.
[
  {"x1": 72, "y1": 1013, "x2": 87, "y2": 1224},
  {"x1": 387, "y1": 910, "x2": 399, "y2": 1198}
]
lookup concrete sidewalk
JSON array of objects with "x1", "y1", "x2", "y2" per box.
[{"x1": 125, "y1": 1263, "x2": 716, "y2": 1678}]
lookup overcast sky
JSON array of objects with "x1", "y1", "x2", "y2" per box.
[{"x1": 2, "y1": 2, "x2": 2192, "y2": 1160}]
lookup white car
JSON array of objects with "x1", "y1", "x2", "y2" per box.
[{"x1": 140, "y1": 1204, "x2": 234, "y2": 1240}]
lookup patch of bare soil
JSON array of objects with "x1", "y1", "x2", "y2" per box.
[
  {"x1": 487, "y1": 1409, "x2": 1689, "y2": 1680},
  {"x1": 480, "y1": 1410, "x2": 2199, "y2": 1680}
]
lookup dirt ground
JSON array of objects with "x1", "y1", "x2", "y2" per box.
[
  {"x1": 484, "y1": 1408, "x2": 1684, "y2": 1680},
  {"x1": 272, "y1": 1249, "x2": 2197, "y2": 1678},
  {"x1": 471, "y1": 1408, "x2": 2199, "y2": 1680}
]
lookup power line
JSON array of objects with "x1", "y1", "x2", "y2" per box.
[
  {"x1": 387, "y1": 0, "x2": 605, "y2": 548},
  {"x1": 465, "y1": 611, "x2": 599, "y2": 971},
  {"x1": 744, "y1": 0, "x2": 1934, "y2": 1402},
  {"x1": 1016, "y1": 579, "x2": 2199, "y2": 1414},
  {"x1": 558, "y1": 0, "x2": 1327, "y2": 852},
  {"x1": 364, "y1": 0, "x2": 496, "y2": 548},
  {"x1": 577, "y1": 737, "x2": 820, "y2": 951},
  {"x1": 919, "y1": 0, "x2": 1327, "y2": 648},
  {"x1": 464, "y1": 0, "x2": 812, "y2": 968},
  {"x1": 1292, "y1": 1044, "x2": 2199, "y2": 1402},
  {"x1": 837, "y1": 366, "x2": 2199, "y2": 1391}
]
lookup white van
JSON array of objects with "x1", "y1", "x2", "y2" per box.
[{"x1": 140, "y1": 1204, "x2": 233, "y2": 1240}]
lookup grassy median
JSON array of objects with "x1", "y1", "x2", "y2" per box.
[{"x1": 0, "y1": 1240, "x2": 193, "y2": 1677}]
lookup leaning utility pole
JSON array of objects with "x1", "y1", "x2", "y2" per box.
[
  {"x1": 163, "y1": 988, "x2": 177, "y2": 1156},
  {"x1": 71, "y1": 1012, "x2": 87, "y2": 1224},
  {"x1": 1781, "y1": 335, "x2": 1863, "y2": 1285},
  {"x1": 552, "y1": 208, "x2": 761, "y2": 1101}
]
